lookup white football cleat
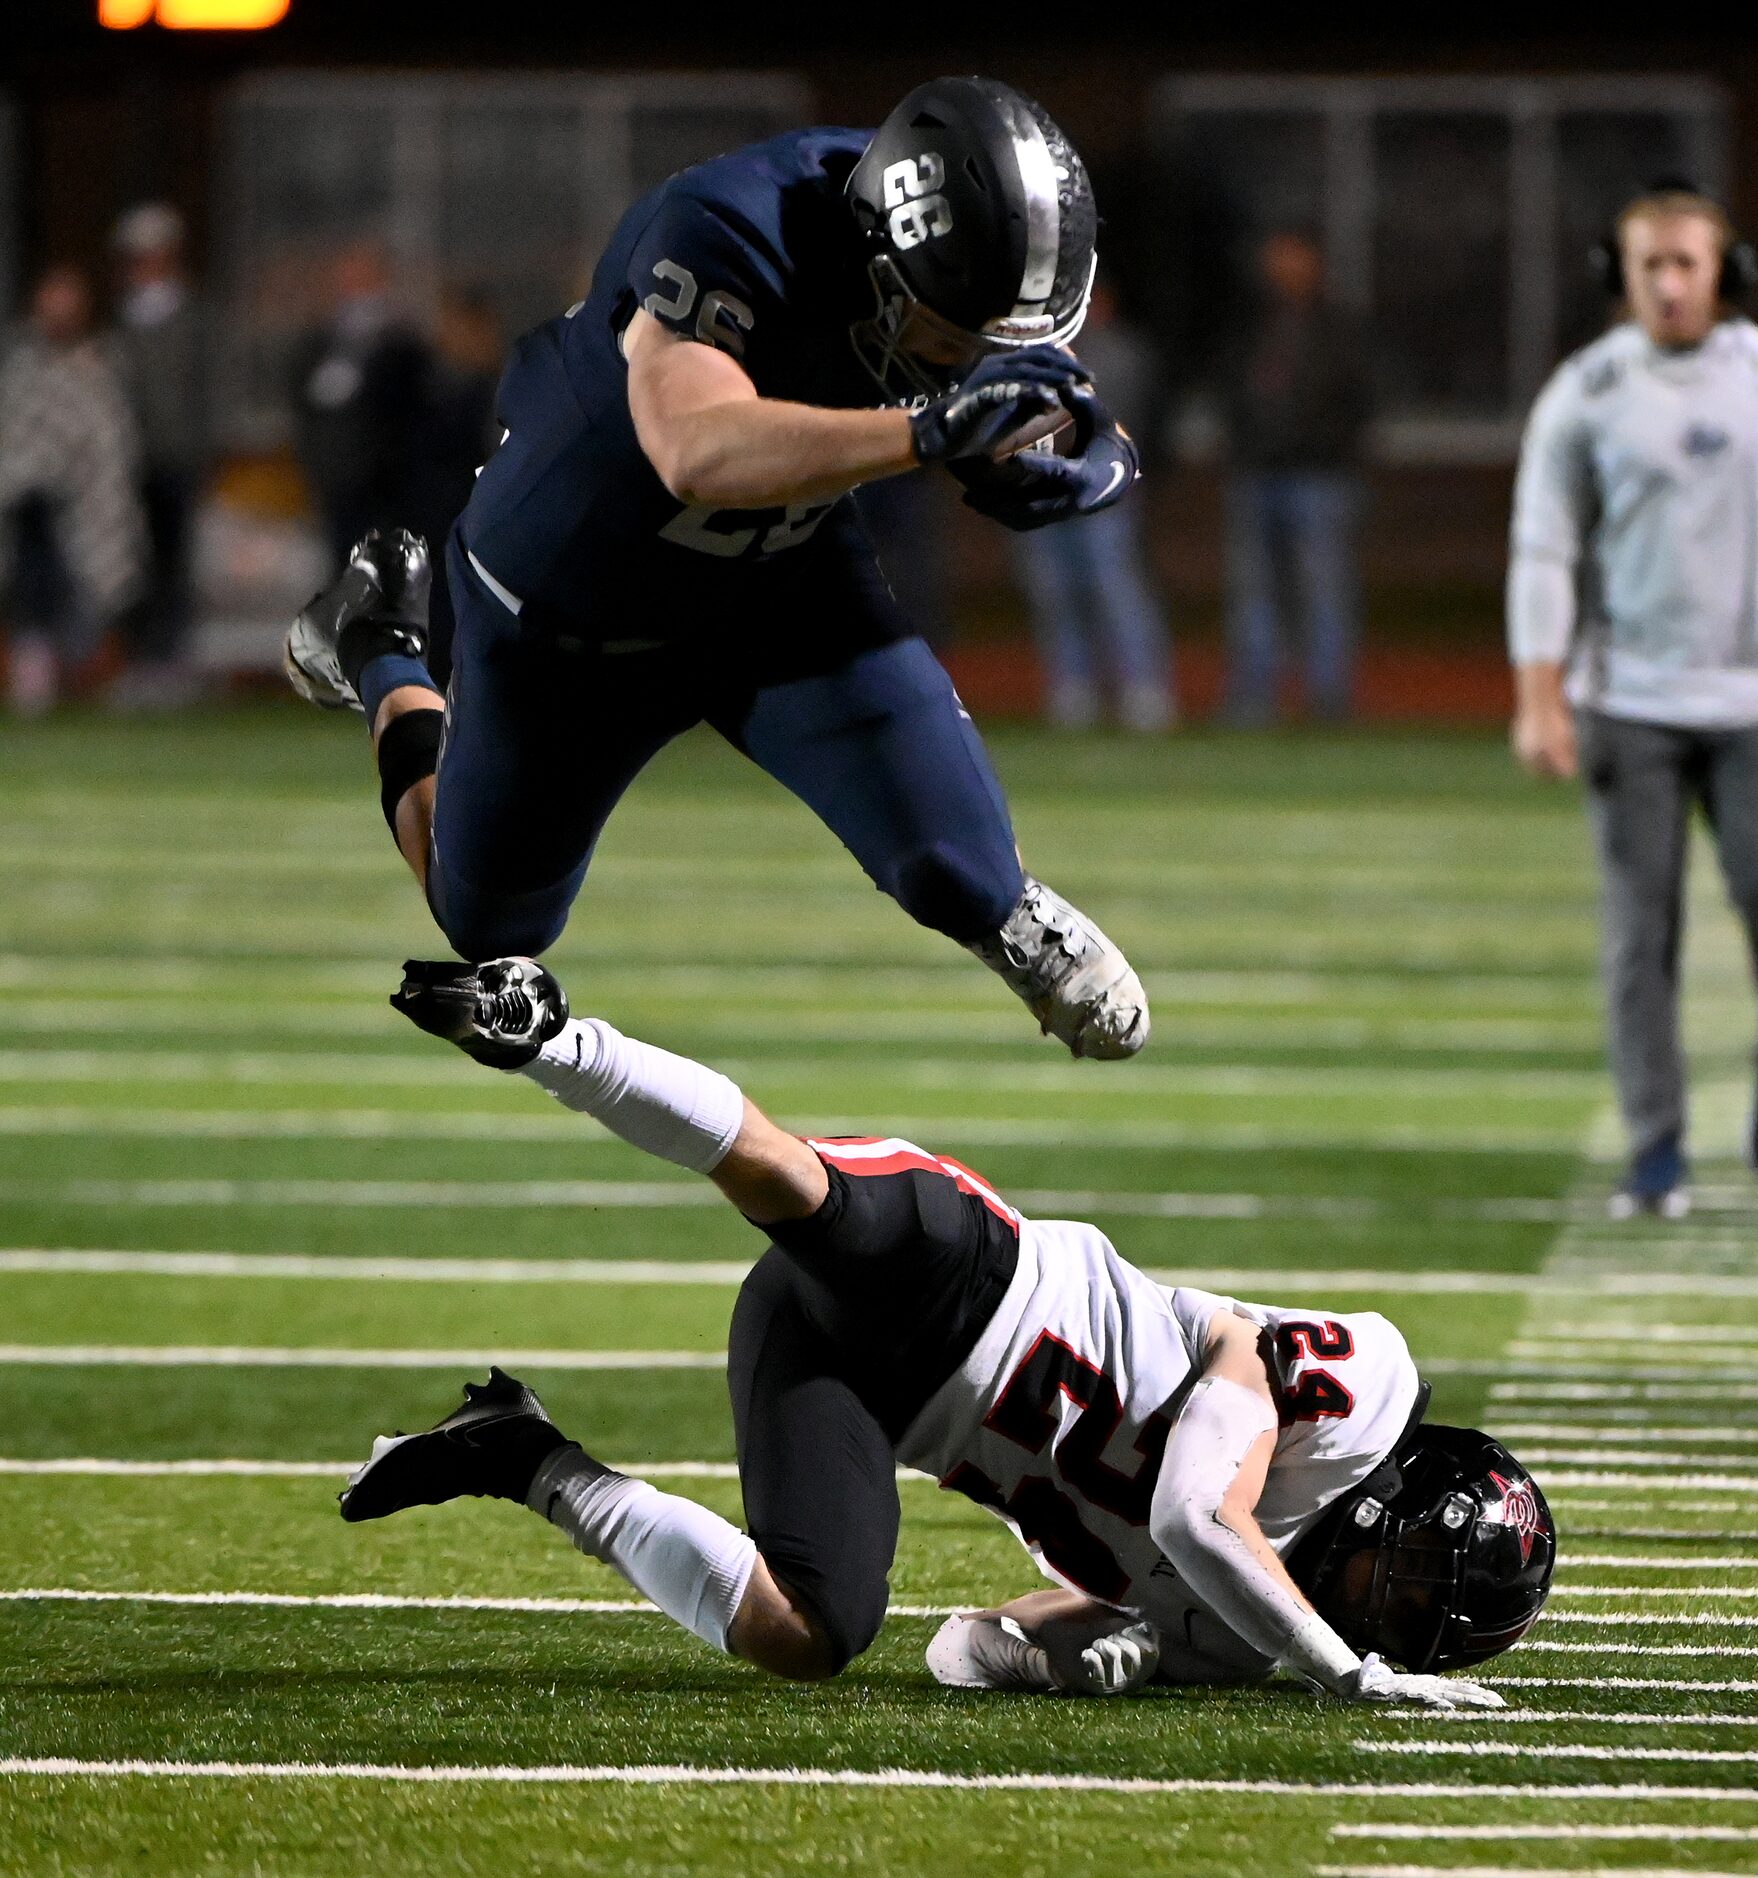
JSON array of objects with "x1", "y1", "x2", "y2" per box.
[{"x1": 969, "y1": 876, "x2": 1149, "y2": 1060}]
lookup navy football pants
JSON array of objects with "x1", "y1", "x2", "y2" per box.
[{"x1": 425, "y1": 541, "x2": 1024, "y2": 961}]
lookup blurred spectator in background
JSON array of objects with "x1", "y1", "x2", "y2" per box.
[
  {"x1": 404, "y1": 285, "x2": 505, "y2": 687},
  {"x1": 1011, "y1": 279, "x2": 1175, "y2": 731},
  {"x1": 0, "y1": 265, "x2": 145, "y2": 716},
  {"x1": 1219, "y1": 229, "x2": 1374, "y2": 724},
  {"x1": 290, "y1": 240, "x2": 429, "y2": 569},
  {"x1": 107, "y1": 202, "x2": 209, "y2": 709}
]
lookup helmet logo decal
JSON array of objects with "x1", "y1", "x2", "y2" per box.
[
  {"x1": 1488, "y1": 1470, "x2": 1546, "y2": 1565},
  {"x1": 883, "y1": 153, "x2": 954, "y2": 251}
]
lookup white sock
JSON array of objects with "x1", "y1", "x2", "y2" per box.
[
  {"x1": 527, "y1": 1447, "x2": 757, "y2": 1653},
  {"x1": 518, "y1": 1019, "x2": 744, "y2": 1174}
]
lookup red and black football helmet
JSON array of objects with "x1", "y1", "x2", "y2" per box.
[
  {"x1": 1289, "y1": 1420, "x2": 1556, "y2": 1673},
  {"x1": 845, "y1": 76, "x2": 1098, "y2": 399}
]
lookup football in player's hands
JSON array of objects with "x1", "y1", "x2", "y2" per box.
[
  {"x1": 987, "y1": 404, "x2": 1075, "y2": 462},
  {"x1": 910, "y1": 346, "x2": 1090, "y2": 466},
  {"x1": 1349, "y1": 1652, "x2": 1505, "y2": 1711}
]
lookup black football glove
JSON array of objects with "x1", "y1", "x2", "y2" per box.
[
  {"x1": 390, "y1": 957, "x2": 569, "y2": 1068},
  {"x1": 949, "y1": 385, "x2": 1140, "y2": 532},
  {"x1": 910, "y1": 346, "x2": 1090, "y2": 465}
]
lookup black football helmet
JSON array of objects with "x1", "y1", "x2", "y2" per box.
[
  {"x1": 846, "y1": 76, "x2": 1098, "y2": 400},
  {"x1": 1289, "y1": 1420, "x2": 1556, "y2": 1674}
]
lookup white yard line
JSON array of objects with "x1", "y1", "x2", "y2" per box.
[
  {"x1": 0, "y1": 1250, "x2": 759, "y2": 1285},
  {"x1": 1492, "y1": 1390, "x2": 1758, "y2": 1407},
  {"x1": 1520, "y1": 1643, "x2": 1758, "y2": 1658},
  {"x1": 1551, "y1": 1588, "x2": 1758, "y2": 1600},
  {"x1": 1379, "y1": 1710, "x2": 1758, "y2": 1727},
  {"x1": 0, "y1": 1760, "x2": 1746, "y2": 1800},
  {"x1": 1561, "y1": 1558, "x2": 1758, "y2": 1569},
  {"x1": 1358, "y1": 1742, "x2": 1758, "y2": 1765},
  {"x1": 0, "y1": 1346, "x2": 727, "y2": 1370},
  {"x1": 1333, "y1": 1825, "x2": 1758, "y2": 1841},
  {"x1": 1538, "y1": 1613, "x2": 1758, "y2": 1627},
  {"x1": 7, "y1": 1247, "x2": 1758, "y2": 1303},
  {"x1": 0, "y1": 1103, "x2": 1597, "y2": 1156},
  {"x1": 1561, "y1": 1524, "x2": 1758, "y2": 1539},
  {"x1": 1540, "y1": 1472, "x2": 1758, "y2": 1487},
  {"x1": 1485, "y1": 1677, "x2": 1758, "y2": 1694},
  {"x1": 1319, "y1": 1866, "x2": 1753, "y2": 1877},
  {"x1": 1514, "y1": 1467, "x2": 1758, "y2": 1486},
  {"x1": 0, "y1": 1459, "x2": 744, "y2": 1480},
  {"x1": 1498, "y1": 1426, "x2": 1758, "y2": 1444},
  {"x1": 0, "y1": 1048, "x2": 1608, "y2": 1100}
]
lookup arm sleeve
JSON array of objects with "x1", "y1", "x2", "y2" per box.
[
  {"x1": 625, "y1": 193, "x2": 782, "y2": 363},
  {"x1": 1149, "y1": 1376, "x2": 1361, "y2": 1694},
  {"x1": 1507, "y1": 364, "x2": 1594, "y2": 666},
  {"x1": 518, "y1": 1019, "x2": 744, "y2": 1174}
]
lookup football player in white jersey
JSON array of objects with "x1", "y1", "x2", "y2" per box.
[{"x1": 340, "y1": 958, "x2": 1553, "y2": 1709}]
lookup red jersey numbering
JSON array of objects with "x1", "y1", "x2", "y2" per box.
[{"x1": 807, "y1": 1136, "x2": 1021, "y2": 1230}]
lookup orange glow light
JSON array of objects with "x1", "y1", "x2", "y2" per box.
[{"x1": 102, "y1": 0, "x2": 291, "y2": 25}]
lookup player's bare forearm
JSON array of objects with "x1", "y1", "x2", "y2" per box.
[
  {"x1": 626, "y1": 309, "x2": 915, "y2": 507},
  {"x1": 710, "y1": 1100, "x2": 830, "y2": 1223},
  {"x1": 1513, "y1": 660, "x2": 1568, "y2": 714},
  {"x1": 1511, "y1": 660, "x2": 1578, "y2": 780},
  {"x1": 372, "y1": 684, "x2": 443, "y2": 884}
]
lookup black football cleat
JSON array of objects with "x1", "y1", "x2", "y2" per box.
[
  {"x1": 390, "y1": 956, "x2": 569, "y2": 1068},
  {"x1": 339, "y1": 1367, "x2": 567, "y2": 1522},
  {"x1": 285, "y1": 527, "x2": 432, "y2": 712}
]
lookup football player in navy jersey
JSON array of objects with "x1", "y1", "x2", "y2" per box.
[{"x1": 286, "y1": 78, "x2": 1149, "y2": 1059}]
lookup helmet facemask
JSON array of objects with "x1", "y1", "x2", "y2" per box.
[
  {"x1": 848, "y1": 251, "x2": 1096, "y2": 405},
  {"x1": 1291, "y1": 1424, "x2": 1556, "y2": 1675}
]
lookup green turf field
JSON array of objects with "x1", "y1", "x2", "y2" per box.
[{"x1": 0, "y1": 706, "x2": 1754, "y2": 1875}]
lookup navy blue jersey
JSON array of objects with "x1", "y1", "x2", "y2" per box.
[{"x1": 462, "y1": 128, "x2": 896, "y2": 639}]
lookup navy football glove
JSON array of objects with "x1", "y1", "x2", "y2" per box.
[
  {"x1": 950, "y1": 386, "x2": 1140, "y2": 531},
  {"x1": 910, "y1": 346, "x2": 1090, "y2": 466}
]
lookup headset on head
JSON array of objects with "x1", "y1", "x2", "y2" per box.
[{"x1": 1589, "y1": 176, "x2": 1758, "y2": 302}]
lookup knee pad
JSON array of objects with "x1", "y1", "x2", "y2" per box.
[
  {"x1": 376, "y1": 708, "x2": 443, "y2": 832},
  {"x1": 891, "y1": 841, "x2": 1022, "y2": 942}
]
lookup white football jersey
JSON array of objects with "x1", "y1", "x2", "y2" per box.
[{"x1": 898, "y1": 1213, "x2": 1421, "y2": 1669}]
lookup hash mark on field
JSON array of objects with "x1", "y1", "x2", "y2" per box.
[{"x1": 0, "y1": 1760, "x2": 1748, "y2": 1800}]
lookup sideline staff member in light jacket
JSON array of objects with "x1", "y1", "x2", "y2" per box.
[{"x1": 1509, "y1": 184, "x2": 1758, "y2": 1218}]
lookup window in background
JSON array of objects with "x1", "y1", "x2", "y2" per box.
[
  {"x1": 215, "y1": 72, "x2": 810, "y2": 449},
  {"x1": 1153, "y1": 76, "x2": 1725, "y2": 463}
]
